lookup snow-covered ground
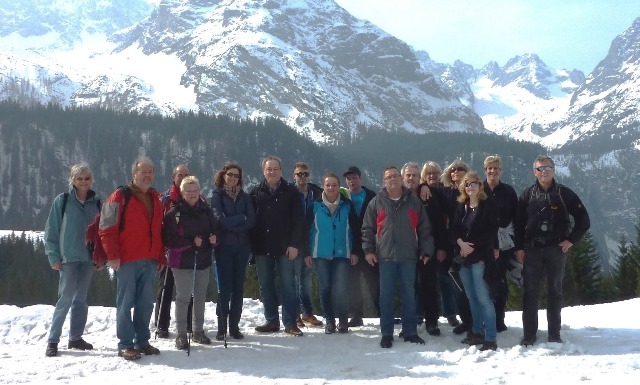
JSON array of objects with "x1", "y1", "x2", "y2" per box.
[{"x1": 1, "y1": 297, "x2": 639, "y2": 384}]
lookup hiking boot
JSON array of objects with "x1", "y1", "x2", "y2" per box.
[
  {"x1": 325, "y1": 320, "x2": 336, "y2": 334},
  {"x1": 347, "y1": 317, "x2": 364, "y2": 327},
  {"x1": 118, "y1": 348, "x2": 142, "y2": 361},
  {"x1": 175, "y1": 334, "x2": 188, "y2": 350},
  {"x1": 136, "y1": 344, "x2": 160, "y2": 355},
  {"x1": 296, "y1": 315, "x2": 305, "y2": 328},
  {"x1": 45, "y1": 343, "x2": 58, "y2": 357},
  {"x1": 68, "y1": 338, "x2": 93, "y2": 350},
  {"x1": 520, "y1": 336, "x2": 537, "y2": 347},
  {"x1": 479, "y1": 341, "x2": 498, "y2": 351},
  {"x1": 156, "y1": 328, "x2": 169, "y2": 339},
  {"x1": 446, "y1": 316, "x2": 460, "y2": 327},
  {"x1": 548, "y1": 336, "x2": 563, "y2": 343},
  {"x1": 497, "y1": 323, "x2": 508, "y2": 333},
  {"x1": 404, "y1": 334, "x2": 425, "y2": 344},
  {"x1": 380, "y1": 335, "x2": 393, "y2": 348},
  {"x1": 461, "y1": 332, "x2": 484, "y2": 345},
  {"x1": 229, "y1": 327, "x2": 244, "y2": 339},
  {"x1": 193, "y1": 331, "x2": 211, "y2": 345},
  {"x1": 284, "y1": 325, "x2": 304, "y2": 337},
  {"x1": 255, "y1": 322, "x2": 280, "y2": 333},
  {"x1": 452, "y1": 323, "x2": 469, "y2": 335},
  {"x1": 216, "y1": 331, "x2": 226, "y2": 341},
  {"x1": 336, "y1": 318, "x2": 348, "y2": 334},
  {"x1": 301, "y1": 314, "x2": 324, "y2": 327},
  {"x1": 426, "y1": 323, "x2": 441, "y2": 336}
]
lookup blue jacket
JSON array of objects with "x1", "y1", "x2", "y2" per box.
[
  {"x1": 304, "y1": 195, "x2": 360, "y2": 259},
  {"x1": 44, "y1": 187, "x2": 101, "y2": 266},
  {"x1": 210, "y1": 187, "x2": 256, "y2": 247}
]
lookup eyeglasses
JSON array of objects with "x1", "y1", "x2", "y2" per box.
[
  {"x1": 451, "y1": 167, "x2": 467, "y2": 173},
  {"x1": 384, "y1": 174, "x2": 401, "y2": 180},
  {"x1": 295, "y1": 171, "x2": 310, "y2": 178},
  {"x1": 75, "y1": 176, "x2": 92, "y2": 181},
  {"x1": 226, "y1": 172, "x2": 240, "y2": 179},
  {"x1": 465, "y1": 182, "x2": 480, "y2": 188},
  {"x1": 535, "y1": 165, "x2": 554, "y2": 172}
]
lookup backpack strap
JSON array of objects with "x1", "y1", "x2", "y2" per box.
[{"x1": 61, "y1": 192, "x2": 69, "y2": 221}]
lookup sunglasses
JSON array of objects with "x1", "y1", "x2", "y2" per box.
[
  {"x1": 535, "y1": 166, "x2": 554, "y2": 172},
  {"x1": 295, "y1": 171, "x2": 310, "y2": 177},
  {"x1": 451, "y1": 167, "x2": 467, "y2": 173},
  {"x1": 226, "y1": 172, "x2": 240, "y2": 178},
  {"x1": 465, "y1": 182, "x2": 480, "y2": 188}
]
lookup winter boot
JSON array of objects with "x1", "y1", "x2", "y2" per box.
[{"x1": 216, "y1": 316, "x2": 228, "y2": 341}]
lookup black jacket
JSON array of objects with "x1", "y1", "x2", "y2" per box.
[
  {"x1": 250, "y1": 178, "x2": 304, "y2": 256},
  {"x1": 210, "y1": 187, "x2": 256, "y2": 247},
  {"x1": 350, "y1": 186, "x2": 376, "y2": 257},
  {"x1": 452, "y1": 197, "x2": 499, "y2": 267}
]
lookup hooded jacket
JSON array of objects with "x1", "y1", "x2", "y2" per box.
[
  {"x1": 210, "y1": 187, "x2": 255, "y2": 247},
  {"x1": 303, "y1": 194, "x2": 361, "y2": 259}
]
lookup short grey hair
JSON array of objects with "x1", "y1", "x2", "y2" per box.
[
  {"x1": 68, "y1": 163, "x2": 93, "y2": 187},
  {"x1": 131, "y1": 156, "x2": 154, "y2": 175},
  {"x1": 401, "y1": 162, "x2": 420, "y2": 175},
  {"x1": 180, "y1": 175, "x2": 200, "y2": 191},
  {"x1": 533, "y1": 155, "x2": 555, "y2": 168}
]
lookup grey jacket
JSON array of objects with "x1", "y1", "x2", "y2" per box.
[{"x1": 362, "y1": 186, "x2": 434, "y2": 261}]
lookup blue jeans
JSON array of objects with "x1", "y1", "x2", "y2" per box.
[
  {"x1": 314, "y1": 257, "x2": 349, "y2": 321},
  {"x1": 215, "y1": 244, "x2": 251, "y2": 327},
  {"x1": 47, "y1": 261, "x2": 94, "y2": 343},
  {"x1": 255, "y1": 254, "x2": 298, "y2": 327},
  {"x1": 459, "y1": 262, "x2": 497, "y2": 342},
  {"x1": 379, "y1": 260, "x2": 417, "y2": 337},
  {"x1": 115, "y1": 259, "x2": 156, "y2": 350},
  {"x1": 294, "y1": 254, "x2": 315, "y2": 315}
]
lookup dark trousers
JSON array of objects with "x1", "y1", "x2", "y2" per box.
[
  {"x1": 493, "y1": 248, "x2": 514, "y2": 326},
  {"x1": 522, "y1": 244, "x2": 566, "y2": 340},
  {"x1": 349, "y1": 256, "x2": 380, "y2": 318},
  {"x1": 215, "y1": 243, "x2": 250, "y2": 330},
  {"x1": 416, "y1": 257, "x2": 440, "y2": 326}
]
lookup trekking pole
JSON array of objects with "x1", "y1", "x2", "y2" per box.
[
  {"x1": 154, "y1": 265, "x2": 170, "y2": 339},
  {"x1": 213, "y1": 254, "x2": 227, "y2": 348},
  {"x1": 187, "y1": 249, "x2": 198, "y2": 356}
]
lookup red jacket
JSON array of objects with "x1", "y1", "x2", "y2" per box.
[{"x1": 99, "y1": 184, "x2": 165, "y2": 265}]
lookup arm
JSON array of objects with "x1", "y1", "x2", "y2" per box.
[
  {"x1": 416, "y1": 202, "x2": 435, "y2": 258},
  {"x1": 361, "y1": 198, "x2": 378, "y2": 256},
  {"x1": 44, "y1": 194, "x2": 64, "y2": 267}
]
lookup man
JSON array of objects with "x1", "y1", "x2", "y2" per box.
[
  {"x1": 292, "y1": 162, "x2": 324, "y2": 328},
  {"x1": 343, "y1": 166, "x2": 378, "y2": 327},
  {"x1": 100, "y1": 156, "x2": 165, "y2": 360},
  {"x1": 155, "y1": 163, "x2": 190, "y2": 338},
  {"x1": 362, "y1": 166, "x2": 434, "y2": 348},
  {"x1": 514, "y1": 155, "x2": 590, "y2": 346},
  {"x1": 482, "y1": 155, "x2": 518, "y2": 332},
  {"x1": 402, "y1": 162, "x2": 446, "y2": 336},
  {"x1": 250, "y1": 156, "x2": 305, "y2": 336}
]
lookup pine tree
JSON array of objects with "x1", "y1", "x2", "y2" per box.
[
  {"x1": 612, "y1": 234, "x2": 640, "y2": 300},
  {"x1": 565, "y1": 232, "x2": 603, "y2": 304}
]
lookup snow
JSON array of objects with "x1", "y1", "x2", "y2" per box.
[{"x1": 0, "y1": 292, "x2": 639, "y2": 384}]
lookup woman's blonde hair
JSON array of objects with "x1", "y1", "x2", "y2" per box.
[
  {"x1": 441, "y1": 160, "x2": 469, "y2": 188},
  {"x1": 457, "y1": 171, "x2": 487, "y2": 204}
]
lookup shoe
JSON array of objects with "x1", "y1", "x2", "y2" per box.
[
  {"x1": 135, "y1": 344, "x2": 160, "y2": 355},
  {"x1": 216, "y1": 331, "x2": 225, "y2": 341},
  {"x1": 284, "y1": 325, "x2": 304, "y2": 336},
  {"x1": 479, "y1": 341, "x2": 497, "y2": 351},
  {"x1": 337, "y1": 318, "x2": 348, "y2": 334},
  {"x1": 447, "y1": 316, "x2": 460, "y2": 327},
  {"x1": 193, "y1": 331, "x2": 211, "y2": 345},
  {"x1": 347, "y1": 317, "x2": 363, "y2": 327},
  {"x1": 548, "y1": 336, "x2": 563, "y2": 343},
  {"x1": 301, "y1": 314, "x2": 324, "y2": 327},
  {"x1": 175, "y1": 334, "x2": 188, "y2": 350},
  {"x1": 156, "y1": 328, "x2": 169, "y2": 338},
  {"x1": 325, "y1": 320, "x2": 336, "y2": 334},
  {"x1": 426, "y1": 324, "x2": 441, "y2": 336},
  {"x1": 68, "y1": 338, "x2": 93, "y2": 350},
  {"x1": 380, "y1": 335, "x2": 394, "y2": 348},
  {"x1": 118, "y1": 347, "x2": 142, "y2": 360},
  {"x1": 520, "y1": 336, "x2": 537, "y2": 346},
  {"x1": 296, "y1": 314, "x2": 305, "y2": 328},
  {"x1": 461, "y1": 332, "x2": 484, "y2": 345},
  {"x1": 255, "y1": 322, "x2": 280, "y2": 333},
  {"x1": 229, "y1": 328, "x2": 245, "y2": 339},
  {"x1": 393, "y1": 318, "x2": 401, "y2": 325},
  {"x1": 497, "y1": 323, "x2": 508, "y2": 333},
  {"x1": 452, "y1": 323, "x2": 469, "y2": 335},
  {"x1": 45, "y1": 343, "x2": 58, "y2": 357},
  {"x1": 404, "y1": 334, "x2": 425, "y2": 344}
]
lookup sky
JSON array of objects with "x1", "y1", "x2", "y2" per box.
[
  {"x1": 333, "y1": 0, "x2": 640, "y2": 73},
  {"x1": 1, "y1": 294, "x2": 639, "y2": 384}
]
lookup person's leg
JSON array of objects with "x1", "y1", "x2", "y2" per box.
[
  {"x1": 193, "y1": 266, "x2": 211, "y2": 333},
  {"x1": 470, "y1": 263, "x2": 497, "y2": 342},
  {"x1": 215, "y1": 246, "x2": 234, "y2": 321},
  {"x1": 493, "y1": 250, "x2": 512, "y2": 329},
  {"x1": 276, "y1": 254, "x2": 299, "y2": 328},
  {"x1": 115, "y1": 262, "x2": 137, "y2": 350},
  {"x1": 437, "y1": 262, "x2": 458, "y2": 319},
  {"x1": 522, "y1": 247, "x2": 545, "y2": 341},
  {"x1": 229, "y1": 244, "x2": 250, "y2": 331},
  {"x1": 378, "y1": 261, "x2": 396, "y2": 337},
  {"x1": 333, "y1": 258, "x2": 350, "y2": 321},
  {"x1": 398, "y1": 261, "x2": 418, "y2": 337},
  {"x1": 362, "y1": 261, "x2": 381, "y2": 317},
  {"x1": 133, "y1": 260, "x2": 156, "y2": 348},
  {"x1": 349, "y1": 258, "x2": 365, "y2": 320},
  {"x1": 255, "y1": 255, "x2": 279, "y2": 325},
  {"x1": 314, "y1": 258, "x2": 333, "y2": 321},
  {"x1": 155, "y1": 266, "x2": 174, "y2": 332},
  {"x1": 295, "y1": 255, "x2": 315, "y2": 316},
  {"x1": 172, "y1": 268, "x2": 192, "y2": 335},
  {"x1": 47, "y1": 263, "x2": 77, "y2": 344},
  {"x1": 68, "y1": 261, "x2": 94, "y2": 341},
  {"x1": 421, "y1": 258, "x2": 440, "y2": 327},
  {"x1": 545, "y1": 246, "x2": 567, "y2": 340},
  {"x1": 458, "y1": 265, "x2": 483, "y2": 335}
]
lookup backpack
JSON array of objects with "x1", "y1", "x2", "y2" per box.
[{"x1": 85, "y1": 186, "x2": 133, "y2": 266}]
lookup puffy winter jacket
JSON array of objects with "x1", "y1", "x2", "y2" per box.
[
  {"x1": 99, "y1": 183, "x2": 165, "y2": 265},
  {"x1": 304, "y1": 195, "x2": 360, "y2": 259},
  {"x1": 45, "y1": 187, "x2": 101, "y2": 266},
  {"x1": 362, "y1": 187, "x2": 434, "y2": 261},
  {"x1": 210, "y1": 187, "x2": 255, "y2": 247}
]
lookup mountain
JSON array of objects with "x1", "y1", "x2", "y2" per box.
[{"x1": 0, "y1": 0, "x2": 483, "y2": 142}]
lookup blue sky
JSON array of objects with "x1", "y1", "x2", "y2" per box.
[{"x1": 334, "y1": 0, "x2": 640, "y2": 73}]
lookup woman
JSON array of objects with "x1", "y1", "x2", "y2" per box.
[
  {"x1": 162, "y1": 176, "x2": 218, "y2": 349},
  {"x1": 452, "y1": 171, "x2": 499, "y2": 351},
  {"x1": 304, "y1": 173, "x2": 359, "y2": 334},
  {"x1": 210, "y1": 163, "x2": 255, "y2": 340},
  {"x1": 44, "y1": 163, "x2": 101, "y2": 357}
]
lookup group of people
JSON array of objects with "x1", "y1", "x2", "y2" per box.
[{"x1": 43, "y1": 153, "x2": 590, "y2": 359}]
